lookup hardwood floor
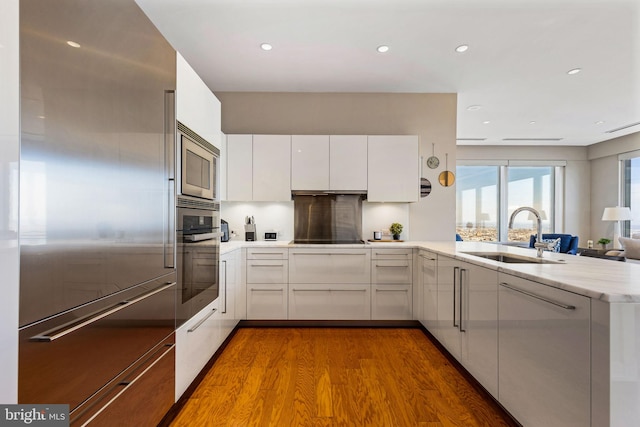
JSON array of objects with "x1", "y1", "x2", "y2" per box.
[{"x1": 170, "y1": 328, "x2": 516, "y2": 426}]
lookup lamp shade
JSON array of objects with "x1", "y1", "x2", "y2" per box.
[{"x1": 601, "y1": 206, "x2": 632, "y2": 221}]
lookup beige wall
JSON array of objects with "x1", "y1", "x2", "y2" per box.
[
  {"x1": 458, "y1": 145, "x2": 591, "y2": 244},
  {"x1": 216, "y1": 92, "x2": 458, "y2": 241}
]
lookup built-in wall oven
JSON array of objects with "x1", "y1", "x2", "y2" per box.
[{"x1": 176, "y1": 196, "x2": 221, "y2": 326}]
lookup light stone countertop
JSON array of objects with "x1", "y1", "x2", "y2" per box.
[{"x1": 220, "y1": 239, "x2": 640, "y2": 303}]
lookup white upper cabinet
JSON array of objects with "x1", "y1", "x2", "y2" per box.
[
  {"x1": 176, "y1": 53, "x2": 221, "y2": 149},
  {"x1": 330, "y1": 135, "x2": 367, "y2": 191},
  {"x1": 291, "y1": 135, "x2": 329, "y2": 190},
  {"x1": 367, "y1": 135, "x2": 419, "y2": 202},
  {"x1": 252, "y1": 135, "x2": 291, "y2": 201},
  {"x1": 226, "y1": 134, "x2": 253, "y2": 201}
]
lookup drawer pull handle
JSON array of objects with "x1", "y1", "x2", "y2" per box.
[
  {"x1": 374, "y1": 264, "x2": 409, "y2": 267},
  {"x1": 30, "y1": 282, "x2": 176, "y2": 342},
  {"x1": 375, "y1": 289, "x2": 409, "y2": 292},
  {"x1": 500, "y1": 282, "x2": 576, "y2": 310},
  {"x1": 188, "y1": 308, "x2": 217, "y2": 333},
  {"x1": 250, "y1": 263, "x2": 285, "y2": 267},
  {"x1": 250, "y1": 288, "x2": 284, "y2": 292}
]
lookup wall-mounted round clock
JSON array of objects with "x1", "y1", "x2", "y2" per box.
[{"x1": 427, "y1": 143, "x2": 439, "y2": 169}]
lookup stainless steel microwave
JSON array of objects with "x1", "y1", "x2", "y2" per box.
[{"x1": 180, "y1": 132, "x2": 218, "y2": 200}]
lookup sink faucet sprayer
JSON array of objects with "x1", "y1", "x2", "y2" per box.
[{"x1": 508, "y1": 207, "x2": 560, "y2": 258}]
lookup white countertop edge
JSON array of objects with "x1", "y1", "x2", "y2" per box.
[{"x1": 220, "y1": 240, "x2": 640, "y2": 303}]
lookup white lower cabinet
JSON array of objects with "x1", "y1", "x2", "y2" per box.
[
  {"x1": 371, "y1": 249, "x2": 413, "y2": 320},
  {"x1": 246, "y1": 248, "x2": 288, "y2": 319},
  {"x1": 437, "y1": 256, "x2": 498, "y2": 398},
  {"x1": 175, "y1": 298, "x2": 221, "y2": 400},
  {"x1": 289, "y1": 284, "x2": 370, "y2": 320},
  {"x1": 498, "y1": 273, "x2": 590, "y2": 427},
  {"x1": 220, "y1": 249, "x2": 241, "y2": 339},
  {"x1": 289, "y1": 249, "x2": 370, "y2": 283},
  {"x1": 372, "y1": 284, "x2": 412, "y2": 320},
  {"x1": 418, "y1": 250, "x2": 438, "y2": 334}
]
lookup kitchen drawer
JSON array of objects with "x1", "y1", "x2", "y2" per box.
[
  {"x1": 289, "y1": 249, "x2": 370, "y2": 284},
  {"x1": 246, "y1": 259, "x2": 288, "y2": 284},
  {"x1": 247, "y1": 284, "x2": 288, "y2": 319},
  {"x1": 247, "y1": 248, "x2": 288, "y2": 260},
  {"x1": 371, "y1": 259, "x2": 412, "y2": 284},
  {"x1": 371, "y1": 248, "x2": 413, "y2": 260},
  {"x1": 288, "y1": 284, "x2": 370, "y2": 320},
  {"x1": 372, "y1": 284, "x2": 412, "y2": 320}
]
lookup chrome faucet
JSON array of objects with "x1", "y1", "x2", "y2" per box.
[{"x1": 508, "y1": 207, "x2": 560, "y2": 258}]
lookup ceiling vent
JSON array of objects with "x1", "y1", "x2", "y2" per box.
[
  {"x1": 502, "y1": 138, "x2": 563, "y2": 142},
  {"x1": 605, "y1": 121, "x2": 640, "y2": 134}
]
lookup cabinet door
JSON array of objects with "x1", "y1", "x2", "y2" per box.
[
  {"x1": 498, "y1": 273, "x2": 590, "y2": 427},
  {"x1": 176, "y1": 53, "x2": 222, "y2": 149},
  {"x1": 220, "y1": 251, "x2": 239, "y2": 340},
  {"x1": 419, "y1": 251, "x2": 438, "y2": 333},
  {"x1": 226, "y1": 134, "x2": 253, "y2": 201},
  {"x1": 289, "y1": 249, "x2": 370, "y2": 284},
  {"x1": 372, "y1": 284, "x2": 412, "y2": 320},
  {"x1": 459, "y1": 262, "x2": 498, "y2": 398},
  {"x1": 246, "y1": 259, "x2": 288, "y2": 284},
  {"x1": 436, "y1": 256, "x2": 461, "y2": 359},
  {"x1": 253, "y1": 135, "x2": 291, "y2": 201},
  {"x1": 175, "y1": 300, "x2": 221, "y2": 400},
  {"x1": 289, "y1": 284, "x2": 370, "y2": 320},
  {"x1": 330, "y1": 135, "x2": 367, "y2": 191},
  {"x1": 371, "y1": 260, "x2": 412, "y2": 284},
  {"x1": 291, "y1": 135, "x2": 329, "y2": 190},
  {"x1": 247, "y1": 284, "x2": 288, "y2": 319},
  {"x1": 367, "y1": 135, "x2": 419, "y2": 202}
]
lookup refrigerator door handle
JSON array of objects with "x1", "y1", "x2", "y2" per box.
[
  {"x1": 164, "y1": 89, "x2": 176, "y2": 269},
  {"x1": 30, "y1": 282, "x2": 176, "y2": 342}
]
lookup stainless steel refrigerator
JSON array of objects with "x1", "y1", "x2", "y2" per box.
[{"x1": 19, "y1": 0, "x2": 177, "y2": 425}]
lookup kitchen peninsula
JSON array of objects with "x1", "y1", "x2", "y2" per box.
[{"x1": 217, "y1": 239, "x2": 640, "y2": 427}]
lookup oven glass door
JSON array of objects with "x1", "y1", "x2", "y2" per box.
[{"x1": 176, "y1": 206, "x2": 220, "y2": 325}]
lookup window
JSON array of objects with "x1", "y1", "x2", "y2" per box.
[
  {"x1": 622, "y1": 155, "x2": 640, "y2": 237},
  {"x1": 456, "y1": 162, "x2": 562, "y2": 243}
]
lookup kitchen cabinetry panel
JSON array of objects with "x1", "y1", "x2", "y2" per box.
[
  {"x1": 246, "y1": 259, "x2": 288, "y2": 284},
  {"x1": 329, "y1": 135, "x2": 367, "y2": 191},
  {"x1": 220, "y1": 250, "x2": 240, "y2": 342},
  {"x1": 418, "y1": 250, "x2": 438, "y2": 333},
  {"x1": 176, "y1": 53, "x2": 221, "y2": 149},
  {"x1": 247, "y1": 284, "x2": 288, "y2": 319},
  {"x1": 247, "y1": 248, "x2": 289, "y2": 260},
  {"x1": 289, "y1": 249, "x2": 370, "y2": 284},
  {"x1": 175, "y1": 299, "x2": 221, "y2": 400},
  {"x1": 498, "y1": 273, "x2": 590, "y2": 427},
  {"x1": 252, "y1": 135, "x2": 291, "y2": 201},
  {"x1": 372, "y1": 284, "x2": 412, "y2": 320},
  {"x1": 289, "y1": 284, "x2": 370, "y2": 320},
  {"x1": 367, "y1": 135, "x2": 419, "y2": 202},
  {"x1": 371, "y1": 260, "x2": 412, "y2": 284},
  {"x1": 291, "y1": 135, "x2": 329, "y2": 190},
  {"x1": 226, "y1": 134, "x2": 253, "y2": 201}
]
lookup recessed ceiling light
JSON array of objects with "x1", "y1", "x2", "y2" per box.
[
  {"x1": 466, "y1": 105, "x2": 482, "y2": 111},
  {"x1": 529, "y1": 121, "x2": 536, "y2": 125},
  {"x1": 455, "y1": 44, "x2": 469, "y2": 53},
  {"x1": 377, "y1": 45, "x2": 389, "y2": 53},
  {"x1": 483, "y1": 120, "x2": 491, "y2": 124},
  {"x1": 595, "y1": 120, "x2": 605, "y2": 125},
  {"x1": 66, "y1": 40, "x2": 81, "y2": 48},
  {"x1": 260, "y1": 43, "x2": 273, "y2": 51},
  {"x1": 37, "y1": 115, "x2": 45, "y2": 119},
  {"x1": 567, "y1": 68, "x2": 581, "y2": 75}
]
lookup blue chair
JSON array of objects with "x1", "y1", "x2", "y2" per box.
[
  {"x1": 456, "y1": 234, "x2": 463, "y2": 241},
  {"x1": 529, "y1": 233, "x2": 579, "y2": 255}
]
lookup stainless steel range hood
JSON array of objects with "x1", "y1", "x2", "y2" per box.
[{"x1": 292, "y1": 193, "x2": 365, "y2": 244}]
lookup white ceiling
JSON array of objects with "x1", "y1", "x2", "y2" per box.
[{"x1": 136, "y1": 0, "x2": 640, "y2": 146}]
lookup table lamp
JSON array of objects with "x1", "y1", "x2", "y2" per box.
[{"x1": 602, "y1": 206, "x2": 632, "y2": 249}]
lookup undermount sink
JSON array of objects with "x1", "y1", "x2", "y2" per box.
[{"x1": 462, "y1": 252, "x2": 564, "y2": 264}]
